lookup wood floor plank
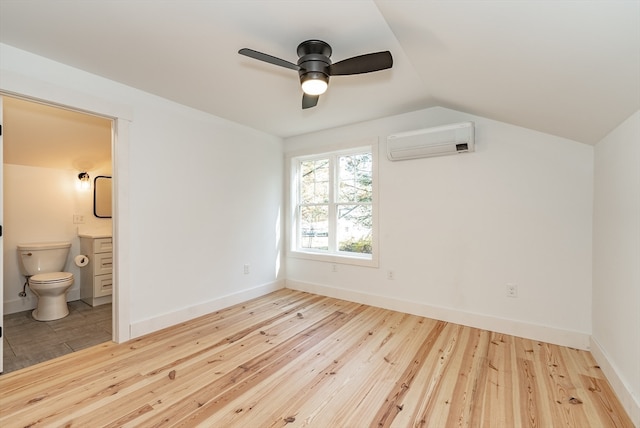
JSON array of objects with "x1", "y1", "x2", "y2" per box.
[
  {"x1": 307, "y1": 313, "x2": 439, "y2": 427},
  {"x1": 479, "y1": 333, "x2": 520, "y2": 426},
  {"x1": 372, "y1": 318, "x2": 448, "y2": 427},
  {"x1": 138, "y1": 302, "x2": 367, "y2": 427},
  {"x1": 0, "y1": 289, "x2": 633, "y2": 428},
  {"x1": 71, "y1": 294, "x2": 350, "y2": 427},
  {"x1": 194, "y1": 305, "x2": 399, "y2": 427},
  {"x1": 1, "y1": 289, "x2": 309, "y2": 397},
  {"x1": 406, "y1": 323, "x2": 470, "y2": 427}
]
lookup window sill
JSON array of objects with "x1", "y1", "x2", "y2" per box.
[{"x1": 288, "y1": 250, "x2": 379, "y2": 268}]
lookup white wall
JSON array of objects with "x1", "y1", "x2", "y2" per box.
[
  {"x1": 284, "y1": 107, "x2": 594, "y2": 349},
  {"x1": 592, "y1": 110, "x2": 640, "y2": 425},
  {"x1": 126, "y1": 104, "x2": 284, "y2": 328},
  {"x1": 1, "y1": 43, "x2": 284, "y2": 338},
  {"x1": 3, "y1": 164, "x2": 111, "y2": 314}
]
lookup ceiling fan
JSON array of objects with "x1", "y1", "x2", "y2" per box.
[{"x1": 238, "y1": 40, "x2": 393, "y2": 109}]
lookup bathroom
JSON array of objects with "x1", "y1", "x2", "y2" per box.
[{"x1": 2, "y1": 96, "x2": 113, "y2": 373}]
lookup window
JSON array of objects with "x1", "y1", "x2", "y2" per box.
[{"x1": 290, "y1": 144, "x2": 377, "y2": 266}]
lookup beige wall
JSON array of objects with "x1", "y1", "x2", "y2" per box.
[{"x1": 3, "y1": 164, "x2": 112, "y2": 313}]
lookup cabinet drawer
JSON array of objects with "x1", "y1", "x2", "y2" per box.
[
  {"x1": 94, "y1": 274, "x2": 112, "y2": 297},
  {"x1": 93, "y1": 238, "x2": 112, "y2": 253},
  {"x1": 93, "y1": 252, "x2": 113, "y2": 275}
]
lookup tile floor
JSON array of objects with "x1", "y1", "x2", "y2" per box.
[{"x1": 2, "y1": 300, "x2": 112, "y2": 374}]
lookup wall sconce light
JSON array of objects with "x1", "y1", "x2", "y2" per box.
[{"x1": 78, "y1": 172, "x2": 90, "y2": 190}]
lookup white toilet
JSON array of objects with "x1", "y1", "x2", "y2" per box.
[{"x1": 17, "y1": 241, "x2": 75, "y2": 321}]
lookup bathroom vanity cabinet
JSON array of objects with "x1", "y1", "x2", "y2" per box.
[{"x1": 79, "y1": 235, "x2": 113, "y2": 306}]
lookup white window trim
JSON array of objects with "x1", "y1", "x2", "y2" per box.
[{"x1": 286, "y1": 138, "x2": 379, "y2": 268}]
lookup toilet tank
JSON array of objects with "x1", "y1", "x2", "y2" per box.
[{"x1": 17, "y1": 241, "x2": 72, "y2": 276}]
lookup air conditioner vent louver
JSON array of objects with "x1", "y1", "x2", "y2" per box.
[{"x1": 387, "y1": 121, "x2": 475, "y2": 161}]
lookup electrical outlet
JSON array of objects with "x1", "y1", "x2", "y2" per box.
[
  {"x1": 73, "y1": 214, "x2": 84, "y2": 224},
  {"x1": 243, "y1": 264, "x2": 250, "y2": 274},
  {"x1": 387, "y1": 270, "x2": 395, "y2": 280},
  {"x1": 332, "y1": 264, "x2": 338, "y2": 272},
  {"x1": 506, "y1": 283, "x2": 518, "y2": 298}
]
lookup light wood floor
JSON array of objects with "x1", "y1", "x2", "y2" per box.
[{"x1": 0, "y1": 289, "x2": 632, "y2": 427}]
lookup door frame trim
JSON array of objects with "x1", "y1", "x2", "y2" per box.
[{"x1": 1, "y1": 73, "x2": 132, "y2": 343}]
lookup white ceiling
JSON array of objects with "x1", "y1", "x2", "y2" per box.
[{"x1": 1, "y1": 0, "x2": 639, "y2": 148}]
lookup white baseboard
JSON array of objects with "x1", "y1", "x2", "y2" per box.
[
  {"x1": 4, "y1": 296, "x2": 36, "y2": 315},
  {"x1": 129, "y1": 280, "x2": 285, "y2": 339},
  {"x1": 590, "y1": 337, "x2": 640, "y2": 427},
  {"x1": 285, "y1": 279, "x2": 591, "y2": 350}
]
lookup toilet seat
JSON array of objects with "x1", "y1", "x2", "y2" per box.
[{"x1": 30, "y1": 272, "x2": 73, "y2": 285}]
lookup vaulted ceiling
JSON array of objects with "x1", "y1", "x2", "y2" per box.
[{"x1": 1, "y1": 0, "x2": 639, "y2": 146}]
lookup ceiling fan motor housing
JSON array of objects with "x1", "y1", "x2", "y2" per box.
[{"x1": 297, "y1": 40, "x2": 332, "y2": 87}]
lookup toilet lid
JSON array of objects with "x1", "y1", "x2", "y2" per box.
[{"x1": 30, "y1": 272, "x2": 73, "y2": 284}]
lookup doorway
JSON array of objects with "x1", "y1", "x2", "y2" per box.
[{"x1": 2, "y1": 96, "x2": 114, "y2": 373}]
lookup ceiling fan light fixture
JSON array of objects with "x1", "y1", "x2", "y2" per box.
[
  {"x1": 301, "y1": 72, "x2": 328, "y2": 95},
  {"x1": 239, "y1": 39, "x2": 393, "y2": 109}
]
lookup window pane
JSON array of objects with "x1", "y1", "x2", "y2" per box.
[
  {"x1": 338, "y1": 153, "x2": 372, "y2": 203},
  {"x1": 337, "y1": 204, "x2": 372, "y2": 254},
  {"x1": 300, "y1": 205, "x2": 329, "y2": 251},
  {"x1": 300, "y1": 159, "x2": 329, "y2": 204}
]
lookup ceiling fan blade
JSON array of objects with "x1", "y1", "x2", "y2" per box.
[
  {"x1": 238, "y1": 48, "x2": 300, "y2": 71},
  {"x1": 328, "y1": 51, "x2": 393, "y2": 76},
  {"x1": 302, "y1": 93, "x2": 319, "y2": 109}
]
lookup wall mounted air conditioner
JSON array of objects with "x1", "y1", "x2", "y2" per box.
[{"x1": 386, "y1": 121, "x2": 475, "y2": 161}]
